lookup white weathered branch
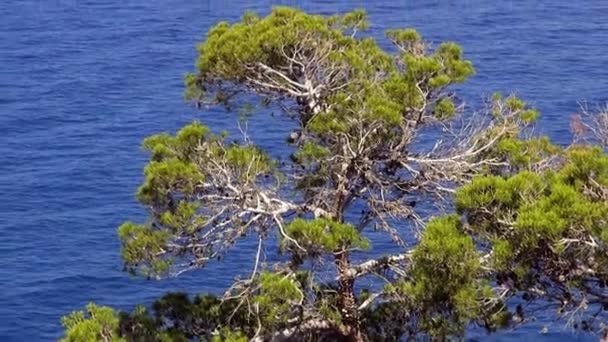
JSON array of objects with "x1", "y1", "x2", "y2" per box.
[
  {"x1": 344, "y1": 252, "x2": 413, "y2": 279},
  {"x1": 250, "y1": 319, "x2": 333, "y2": 342}
]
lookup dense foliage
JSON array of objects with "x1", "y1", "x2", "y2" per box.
[{"x1": 63, "y1": 7, "x2": 608, "y2": 341}]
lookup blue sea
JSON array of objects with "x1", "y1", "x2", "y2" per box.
[{"x1": 1, "y1": 1, "x2": 607, "y2": 340}]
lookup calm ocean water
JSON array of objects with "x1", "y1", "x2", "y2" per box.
[{"x1": 1, "y1": 1, "x2": 607, "y2": 340}]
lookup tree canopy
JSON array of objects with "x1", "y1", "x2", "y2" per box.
[{"x1": 62, "y1": 7, "x2": 608, "y2": 342}]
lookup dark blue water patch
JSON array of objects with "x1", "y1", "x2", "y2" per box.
[{"x1": 1, "y1": 0, "x2": 607, "y2": 340}]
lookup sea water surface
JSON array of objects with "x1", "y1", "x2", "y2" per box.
[{"x1": 1, "y1": 1, "x2": 607, "y2": 341}]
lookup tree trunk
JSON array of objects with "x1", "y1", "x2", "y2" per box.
[
  {"x1": 336, "y1": 251, "x2": 364, "y2": 342},
  {"x1": 333, "y1": 159, "x2": 363, "y2": 341}
]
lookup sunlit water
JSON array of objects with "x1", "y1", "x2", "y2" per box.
[{"x1": 1, "y1": 1, "x2": 607, "y2": 340}]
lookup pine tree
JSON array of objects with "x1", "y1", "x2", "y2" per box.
[{"x1": 62, "y1": 7, "x2": 608, "y2": 341}]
